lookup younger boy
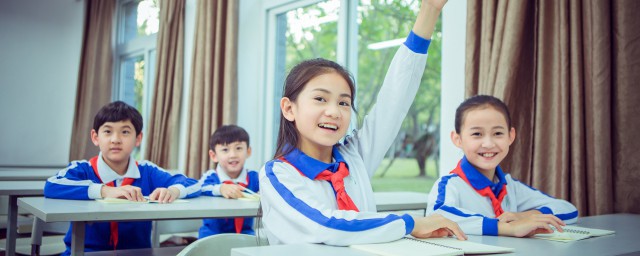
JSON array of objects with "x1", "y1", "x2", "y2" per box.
[
  {"x1": 427, "y1": 95, "x2": 578, "y2": 237},
  {"x1": 44, "y1": 101, "x2": 201, "y2": 255},
  {"x1": 198, "y1": 125, "x2": 258, "y2": 238}
]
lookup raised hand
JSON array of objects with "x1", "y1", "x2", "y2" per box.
[
  {"x1": 411, "y1": 214, "x2": 467, "y2": 240},
  {"x1": 101, "y1": 185, "x2": 145, "y2": 202},
  {"x1": 148, "y1": 187, "x2": 180, "y2": 203},
  {"x1": 426, "y1": 0, "x2": 447, "y2": 10}
]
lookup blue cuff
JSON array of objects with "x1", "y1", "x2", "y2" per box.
[
  {"x1": 482, "y1": 217, "x2": 499, "y2": 236},
  {"x1": 537, "y1": 207, "x2": 553, "y2": 215},
  {"x1": 403, "y1": 30, "x2": 431, "y2": 54},
  {"x1": 402, "y1": 214, "x2": 415, "y2": 235}
]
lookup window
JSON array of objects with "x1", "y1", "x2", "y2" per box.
[
  {"x1": 114, "y1": 0, "x2": 159, "y2": 159},
  {"x1": 265, "y1": 0, "x2": 442, "y2": 192}
]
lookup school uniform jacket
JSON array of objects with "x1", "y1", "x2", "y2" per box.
[
  {"x1": 427, "y1": 156, "x2": 579, "y2": 236},
  {"x1": 198, "y1": 166, "x2": 259, "y2": 237},
  {"x1": 259, "y1": 31, "x2": 431, "y2": 246},
  {"x1": 44, "y1": 153, "x2": 201, "y2": 254}
]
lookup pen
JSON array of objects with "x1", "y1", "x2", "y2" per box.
[{"x1": 243, "y1": 188, "x2": 258, "y2": 196}]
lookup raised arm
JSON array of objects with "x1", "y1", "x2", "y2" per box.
[{"x1": 413, "y1": 0, "x2": 446, "y2": 39}]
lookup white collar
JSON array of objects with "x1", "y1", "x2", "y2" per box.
[
  {"x1": 216, "y1": 164, "x2": 247, "y2": 183},
  {"x1": 97, "y1": 152, "x2": 140, "y2": 184}
]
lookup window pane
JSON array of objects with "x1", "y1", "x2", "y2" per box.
[
  {"x1": 123, "y1": 0, "x2": 159, "y2": 43},
  {"x1": 120, "y1": 55, "x2": 145, "y2": 159},
  {"x1": 358, "y1": 0, "x2": 442, "y2": 192},
  {"x1": 272, "y1": 0, "x2": 341, "y2": 148}
]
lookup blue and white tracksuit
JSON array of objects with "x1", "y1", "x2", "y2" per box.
[
  {"x1": 44, "y1": 153, "x2": 201, "y2": 255},
  {"x1": 427, "y1": 156, "x2": 579, "y2": 236},
  {"x1": 259, "y1": 31, "x2": 432, "y2": 246},
  {"x1": 198, "y1": 166, "x2": 259, "y2": 237}
]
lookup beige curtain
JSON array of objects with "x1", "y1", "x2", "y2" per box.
[
  {"x1": 69, "y1": 0, "x2": 116, "y2": 161},
  {"x1": 184, "y1": 0, "x2": 239, "y2": 179},
  {"x1": 144, "y1": 0, "x2": 185, "y2": 168},
  {"x1": 466, "y1": 0, "x2": 640, "y2": 215}
]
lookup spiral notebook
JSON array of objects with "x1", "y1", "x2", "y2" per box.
[
  {"x1": 350, "y1": 237, "x2": 514, "y2": 256},
  {"x1": 533, "y1": 226, "x2": 615, "y2": 242}
]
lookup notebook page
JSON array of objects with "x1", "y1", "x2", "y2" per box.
[
  {"x1": 408, "y1": 237, "x2": 515, "y2": 254},
  {"x1": 96, "y1": 198, "x2": 189, "y2": 204},
  {"x1": 350, "y1": 238, "x2": 463, "y2": 256},
  {"x1": 533, "y1": 226, "x2": 615, "y2": 242}
]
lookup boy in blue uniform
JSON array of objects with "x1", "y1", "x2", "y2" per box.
[
  {"x1": 198, "y1": 125, "x2": 259, "y2": 237},
  {"x1": 45, "y1": 101, "x2": 201, "y2": 255}
]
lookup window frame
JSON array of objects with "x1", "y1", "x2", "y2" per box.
[{"x1": 112, "y1": 0, "x2": 158, "y2": 160}]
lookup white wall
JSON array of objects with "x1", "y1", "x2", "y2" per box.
[
  {"x1": 439, "y1": 0, "x2": 467, "y2": 176},
  {"x1": 0, "y1": 0, "x2": 84, "y2": 167},
  {"x1": 237, "y1": 0, "x2": 267, "y2": 170}
]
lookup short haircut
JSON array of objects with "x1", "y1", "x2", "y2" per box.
[
  {"x1": 209, "y1": 125, "x2": 250, "y2": 151},
  {"x1": 93, "y1": 101, "x2": 143, "y2": 135},
  {"x1": 454, "y1": 95, "x2": 511, "y2": 134}
]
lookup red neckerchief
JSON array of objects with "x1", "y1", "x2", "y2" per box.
[
  {"x1": 450, "y1": 161, "x2": 507, "y2": 217},
  {"x1": 222, "y1": 179, "x2": 248, "y2": 233},
  {"x1": 90, "y1": 156, "x2": 137, "y2": 249},
  {"x1": 280, "y1": 157, "x2": 359, "y2": 212}
]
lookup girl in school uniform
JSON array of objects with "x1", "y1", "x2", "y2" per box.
[
  {"x1": 259, "y1": 0, "x2": 466, "y2": 246},
  {"x1": 427, "y1": 95, "x2": 578, "y2": 237}
]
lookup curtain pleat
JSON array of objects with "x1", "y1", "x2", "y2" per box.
[
  {"x1": 144, "y1": 0, "x2": 185, "y2": 168},
  {"x1": 184, "y1": 0, "x2": 238, "y2": 179},
  {"x1": 466, "y1": 0, "x2": 640, "y2": 215},
  {"x1": 69, "y1": 0, "x2": 115, "y2": 161}
]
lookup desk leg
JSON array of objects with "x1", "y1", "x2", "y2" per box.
[
  {"x1": 6, "y1": 195, "x2": 18, "y2": 256},
  {"x1": 70, "y1": 222, "x2": 85, "y2": 256},
  {"x1": 30, "y1": 217, "x2": 44, "y2": 256}
]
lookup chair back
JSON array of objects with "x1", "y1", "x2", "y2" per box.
[{"x1": 177, "y1": 233, "x2": 260, "y2": 256}]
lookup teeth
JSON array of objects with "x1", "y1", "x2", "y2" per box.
[
  {"x1": 318, "y1": 123, "x2": 338, "y2": 130},
  {"x1": 481, "y1": 153, "x2": 496, "y2": 157}
]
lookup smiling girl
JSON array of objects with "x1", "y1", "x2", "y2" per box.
[{"x1": 258, "y1": 0, "x2": 466, "y2": 246}]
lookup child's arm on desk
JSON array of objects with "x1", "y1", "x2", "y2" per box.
[
  {"x1": 220, "y1": 183, "x2": 246, "y2": 199},
  {"x1": 148, "y1": 187, "x2": 180, "y2": 203},
  {"x1": 101, "y1": 185, "x2": 146, "y2": 202}
]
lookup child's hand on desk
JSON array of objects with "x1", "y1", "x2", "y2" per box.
[
  {"x1": 411, "y1": 214, "x2": 467, "y2": 240},
  {"x1": 498, "y1": 214, "x2": 565, "y2": 237},
  {"x1": 148, "y1": 187, "x2": 180, "y2": 203},
  {"x1": 498, "y1": 210, "x2": 542, "y2": 223},
  {"x1": 101, "y1": 185, "x2": 145, "y2": 202},
  {"x1": 220, "y1": 184, "x2": 245, "y2": 199}
]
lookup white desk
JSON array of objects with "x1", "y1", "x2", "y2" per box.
[
  {"x1": 18, "y1": 196, "x2": 260, "y2": 256},
  {"x1": 0, "y1": 168, "x2": 58, "y2": 181},
  {"x1": 0, "y1": 181, "x2": 45, "y2": 256},
  {"x1": 373, "y1": 191, "x2": 428, "y2": 213},
  {"x1": 232, "y1": 214, "x2": 640, "y2": 256},
  {"x1": 18, "y1": 191, "x2": 428, "y2": 256}
]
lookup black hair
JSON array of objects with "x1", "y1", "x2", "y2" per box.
[
  {"x1": 93, "y1": 101, "x2": 143, "y2": 135},
  {"x1": 209, "y1": 125, "x2": 250, "y2": 151},
  {"x1": 273, "y1": 58, "x2": 356, "y2": 159},
  {"x1": 454, "y1": 95, "x2": 511, "y2": 133}
]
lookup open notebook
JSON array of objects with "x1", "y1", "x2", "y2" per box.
[
  {"x1": 96, "y1": 197, "x2": 189, "y2": 204},
  {"x1": 533, "y1": 226, "x2": 615, "y2": 242},
  {"x1": 350, "y1": 237, "x2": 514, "y2": 256}
]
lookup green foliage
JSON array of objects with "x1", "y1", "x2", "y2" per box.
[
  {"x1": 282, "y1": 0, "x2": 443, "y2": 183},
  {"x1": 371, "y1": 158, "x2": 438, "y2": 193}
]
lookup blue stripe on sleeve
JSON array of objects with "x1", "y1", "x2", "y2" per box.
[
  {"x1": 537, "y1": 207, "x2": 553, "y2": 215},
  {"x1": 404, "y1": 30, "x2": 431, "y2": 54},
  {"x1": 265, "y1": 160, "x2": 406, "y2": 232},
  {"x1": 401, "y1": 214, "x2": 415, "y2": 235},
  {"x1": 482, "y1": 217, "x2": 499, "y2": 236},
  {"x1": 556, "y1": 210, "x2": 579, "y2": 221},
  {"x1": 433, "y1": 174, "x2": 457, "y2": 211}
]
